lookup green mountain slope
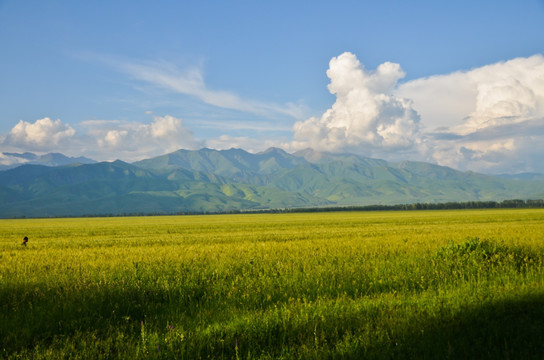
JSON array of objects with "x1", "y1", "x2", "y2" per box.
[
  {"x1": 0, "y1": 159, "x2": 321, "y2": 217},
  {"x1": 0, "y1": 148, "x2": 543, "y2": 218},
  {"x1": 134, "y1": 147, "x2": 305, "y2": 178}
]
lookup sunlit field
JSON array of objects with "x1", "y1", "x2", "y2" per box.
[{"x1": 1, "y1": 209, "x2": 543, "y2": 359}]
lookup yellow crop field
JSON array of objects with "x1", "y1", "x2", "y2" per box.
[{"x1": 1, "y1": 209, "x2": 543, "y2": 359}]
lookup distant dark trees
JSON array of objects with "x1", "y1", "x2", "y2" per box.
[
  {"x1": 12, "y1": 199, "x2": 544, "y2": 218},
  {"x1": 281, "y1": 199, "x2": 544, "y2": 213}
]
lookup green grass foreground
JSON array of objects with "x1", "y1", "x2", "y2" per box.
[{"x1": 1, "y1": 209, "x2": 543, "y2": 359}]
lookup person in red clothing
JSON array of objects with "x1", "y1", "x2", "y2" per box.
[{"x1": 22, "y1": 236, "x2": 28, "y2": 246}]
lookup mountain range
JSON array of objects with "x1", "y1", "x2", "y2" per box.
[
  {"x1": 0, "y1": 152, "x2": 96, "y2": 170},
  {"x1": 1, "y1": 148, "x2": 543, "y2": 218}
]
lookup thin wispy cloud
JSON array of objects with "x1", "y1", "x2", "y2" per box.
[
  {"x1": 195, "y1": 119, "x2": 293, "y2": 132},
  {"x1": 88, "y1": 53, "x2": 305, "y2": 120}
]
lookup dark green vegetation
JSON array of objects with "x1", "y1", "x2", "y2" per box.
[
  {"x1": 1, "y1": 209, "x2": 543, "y2": 359},
  {"x1": 1, "y1": 148, "x2": 544, "y2": 218}
]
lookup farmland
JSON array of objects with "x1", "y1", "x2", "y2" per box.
[{"x1": 1, "y1": 209, "x2": 544, "y2": 359}]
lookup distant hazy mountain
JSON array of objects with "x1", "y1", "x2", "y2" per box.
[
  {"x1": 0, "y1": 148, "x2": 543, "y2": 218},
  {"x1": 0, "y1": 152, "x2": 96, "y2": 170}
]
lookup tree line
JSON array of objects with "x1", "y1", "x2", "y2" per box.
[
  {"x1": 272, "y1": 199, "x2": 544, "y2": 214},
  {"x1": 14, "y1": 199, "x2": 544, "y2": 219}
]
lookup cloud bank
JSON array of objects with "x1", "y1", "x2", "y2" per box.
[
  {"x1": 84, "y1": 115, "x2": 203, "y2": 160},
  {"x1": 1, "y1": 115, "x2": 203, "y2": 162},
  {"x1": 397, "y1": 54, "x2": 544, "y2": 173},
  {"x1": 292, "y1": 53, "x2": 544, "y2": 173}
]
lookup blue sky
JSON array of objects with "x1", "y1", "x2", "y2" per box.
[{"x1": 1, "y1": 0, "x2": 543, "y2": 173}]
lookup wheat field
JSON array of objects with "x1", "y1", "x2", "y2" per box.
[{"x1": 1, "y1": 209, "x2": 543, "y2": 359}]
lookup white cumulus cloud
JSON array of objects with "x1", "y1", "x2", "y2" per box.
[
  {"x1": 292, "y1": 52, "x2": 422, "y2": 159},
  {"x1": 2, "y1": 115, "x2": 203, "y2": 162},
  {"x1": 397, "y1": 54, "x2": 544, "y2": 173},
  {"x1": 98, "y1": 129, "x2": 128, "y2": 148},
  {"x1": 290, "y1": 53, "x2": 544, "y2": 173},
  {"x1": 3, "y1": 117, "x2": 76, "y2": 151},
  {"x1": 150, "y1": 114, "x2": 183, "y2": 139},
  {"x1": 87, "y1": 114, "x2": 203, "y2": 160}
]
